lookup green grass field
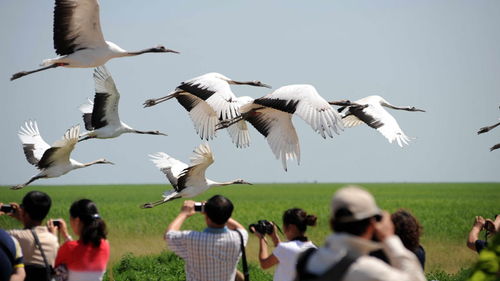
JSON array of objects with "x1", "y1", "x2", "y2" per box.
[{"x1": 1, "y1": 183, "x2": 499, "y2": 274}]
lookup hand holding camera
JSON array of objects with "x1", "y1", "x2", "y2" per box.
[
  {"x1": 47, "y1": 218, "x2": 72, "y2": 241},
  {"x1": 374, "y1": 211, "x2": 395, "y2": 242},
  {"x1": 249, "y1": 220, "x2": 275, "y2": 236},
  {"x1": 0, "y1": 202, "x2": 22, "y2": 221},
  {"x1": 0, "y1": 204, "x2": 14, "y2": 214}
]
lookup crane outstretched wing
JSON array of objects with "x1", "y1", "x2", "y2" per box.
[
  {"x1": 37, "y1": 125, "x2": 80, "y2": 169},
  {"x1": 178, "y1": 74, "x2": 240, "y2": 121},
  {"x1": 253, "y1": 84, "x2": 343, "y2": 138},
  {"x1": 18, "y1": 121, "x2": 51, "y2": 166},
  {"x1": 175, "y1": 143, "x2": 214, "y2": 190},
  {"x1": 241, "y1": 105, "x2": 300, "y2": 171},
  {"x1": 351, "y1": 103, "x2": 410, "y2": 147},
  {"x1": 149, "y1": 152, "x2": 188, "y2": 191},
  {"x1": 89, "y1": 66, "x2": 121, "y2": 130},
  {"x1": 175, "y1": 93, "x2": 219, "y2": 141},
  {"x1": 53, "y1": 0, "x2": 106, "y2": 55}
]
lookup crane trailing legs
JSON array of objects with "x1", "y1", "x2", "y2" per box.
[
  {"x1": 10, "y1": 0, "x2": 179, "y2": 81},
  {"x1": 12, "y1": 121, "x2": 114, "y2": 189},
  {"x1": 141, "y1": 143, "x2": 252, "y2": 208},
  {"x1": 142, "y1": 72, "x2": 270, "y2": 149}
]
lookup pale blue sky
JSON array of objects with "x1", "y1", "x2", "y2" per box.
[{"x1": 1, "y1": 0, "x2": 499, "y2": 186}]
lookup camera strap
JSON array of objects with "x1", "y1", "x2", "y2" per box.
[{"x1": 235, "y1": 229, "x2": 249, "y2": 281}]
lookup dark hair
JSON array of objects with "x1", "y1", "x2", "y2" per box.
[
  {"x1": 331, "y1": 207, "x2": 372, "y2": 236},
  {"x1": 391, "y1": 209, "x2": 422, "y2": 251},
  {"x1": 70, "y1": 199, "x2": 107, "y2": 247},
  {"x1": 283, "y1": 208, "x2": 317, "y2": 233},
  {"x1": 204, "y1": 195, "x2": 233, "y2": 225},
  {"x1": 22, "y1": 191, "x2": 51, "y2": 221}
]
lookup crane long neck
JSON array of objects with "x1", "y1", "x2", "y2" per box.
[
  {"x1": 82, "y1": 160, "x2": 104, "y2": 167},
  {"x1": 127, "y1": 48, "x2": 157, "y2": 56},
  {"x1": 134, "y1": 130, "x2": 159, "y2": 135},
  {"x1": 208, "y1": 179, "x2": 237, "y2": 187},
  {"x1": 381, "y1": 101, "x2": 412, "y2": 111}
]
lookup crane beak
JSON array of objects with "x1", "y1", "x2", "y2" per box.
[
  {"x1": 165, "y1": 48, "x2": 180, "y2": 54},
  {"x1": 411, "y1": 107, "x2": 426, "y2": 112},
  {"x1": 257, "y1": 82, "x2": 272, "y2": 89}
]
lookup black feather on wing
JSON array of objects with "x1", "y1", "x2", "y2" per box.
[
  {"x1": 91, "y1": 92, "x2": 110, "y2": 129},
  {"x1": 245, "y1": 111, "x2": 272, "y2": 137},
  {"x1": 178, "y1": 82, "x2": 216, "y2": 101},
  {"x1": 176, "y1": 94, "x2": 202, "y2": 112},
  {"x1": 160, "y1": 167, "x2": 180, "y2": 190},
  {"x1": 175, "y1": 168, "x2": 191, "y2": 192},
  {"x1": 253, "y1": 98, "x2": 300, "y2": 114},
  {"x1": 36, "y1": 147, "x2": 59, "y2": 169},
  {"x1": 83, "y1": 113, "x2": 94, "y2": 131},
  {"x1": 349, "y1": 105, "x2": 384, "y2": 129},
  {"x1": 53, "y1": 0, "x2": 79, "y2": 56},
  {"x1": 22, "y1": 144, "x2": 40, "y2": 166}
]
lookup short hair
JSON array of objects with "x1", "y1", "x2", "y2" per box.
[
  {"x1": 21, "y1": 191, "x2": 51, "y2": 221},
  {"x1": 204, "y1": 195, "x2": 234, "y2": 225}
]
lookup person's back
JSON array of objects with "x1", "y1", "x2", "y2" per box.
[
  {"x1": 3, "y1": 191, "x2": 59, "y2": 281},
  {"x1": 52, "y1": 199, "x2": 110, "y2": 281},
  {"x1": 166, "y1": 195, "x2": 248, "y2": 281},
  {"x1": 169, "y1": 227, "x2": 244, "y2": 280},
  {"x1": 298, "y1": 186, "x2": 426, "y2": 281}
]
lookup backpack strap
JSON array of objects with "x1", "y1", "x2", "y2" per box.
[
  {"x1": 296, "y1": 248, "x2": 358, "y2": 281},
  {"x1": 30, "y1": 228, "x2": 52, "y2": 280},
  {"x1": 235, "y1": 229, "x2": 249, "y2": 281}
]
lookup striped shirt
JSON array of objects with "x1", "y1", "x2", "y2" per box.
[{"x1": 166, "y1": 227, "x2": 248, "y2": 281}]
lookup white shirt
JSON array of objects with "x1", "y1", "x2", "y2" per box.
[
  {"x1": 273, "y1": 240, "x2": 316, "y2": 281},
  {"x1": 306, "y1": 233, "x2": 426, "y2": 281},
  {"x1": 166, "y1": 227, "x2": 248, "y2": 281}
]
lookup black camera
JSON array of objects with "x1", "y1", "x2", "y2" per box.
[
  {"x1": 249, "y1": 220, "x2": 274, "y2": 235},
  {"x1": 0, "y1": 204, "x2": 14, "y2": 213},
  {"x1": 53, "y1": 220, "x2": 61, "y2": 227},
  {"x1": 194, "y1": 202, "x2": 205, "y2": 212}
]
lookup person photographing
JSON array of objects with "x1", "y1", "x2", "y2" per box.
[
  {"x1": 251, "y1": 208, "x2": 317, "y2": 281},
  {"x1": 165, "y1": 195, "x2": 248, "y2": 281},
  {"x1": 296, "y1": 185, "x2": 426, "y2": 281}
]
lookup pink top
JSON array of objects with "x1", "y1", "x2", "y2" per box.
[{"x1": 55, "y1": 239, "x2": 110, "y2": 281}]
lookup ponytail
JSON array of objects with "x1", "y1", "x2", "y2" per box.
[
  {"x1": 283, "y1": 208, "x2": 317, "y2": 233},
  {"x1": 70, "y1": 199, "x2": 107, "y2": 247}
]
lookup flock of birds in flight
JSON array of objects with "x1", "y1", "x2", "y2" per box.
[{"x1": 9, "y1": 0, "x2": 498, "y2": 207}]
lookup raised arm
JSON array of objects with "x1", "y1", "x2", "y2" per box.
[
  {"x1": 467, "y1": 216, "x2": 485, "y2": 251},
  {"x1": 164, "y1": 200, "x2": 195, "y2": 239}
]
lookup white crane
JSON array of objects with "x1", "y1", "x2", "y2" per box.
[
  {"x1": 79, "y1": 66, "x2": 167, "y2": 141},
  {"x1": 330, "y1": 95, "x2": 425, "y2": 147},
  {"x1": 10, "y1": 0, "x2": 179, "y2": 81},
  {"x1": 141, "y1": 143, "x2": 251, "y2": 208},
  {"x1": 143, "y1": 72, "x2": 271, "y2": 148},
  {"x1": 217, "y1": 84, "x2": 344, "y2": 171},
  {"x1": 13, "y1": 121, "x2": 113, "y2": 189}
]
